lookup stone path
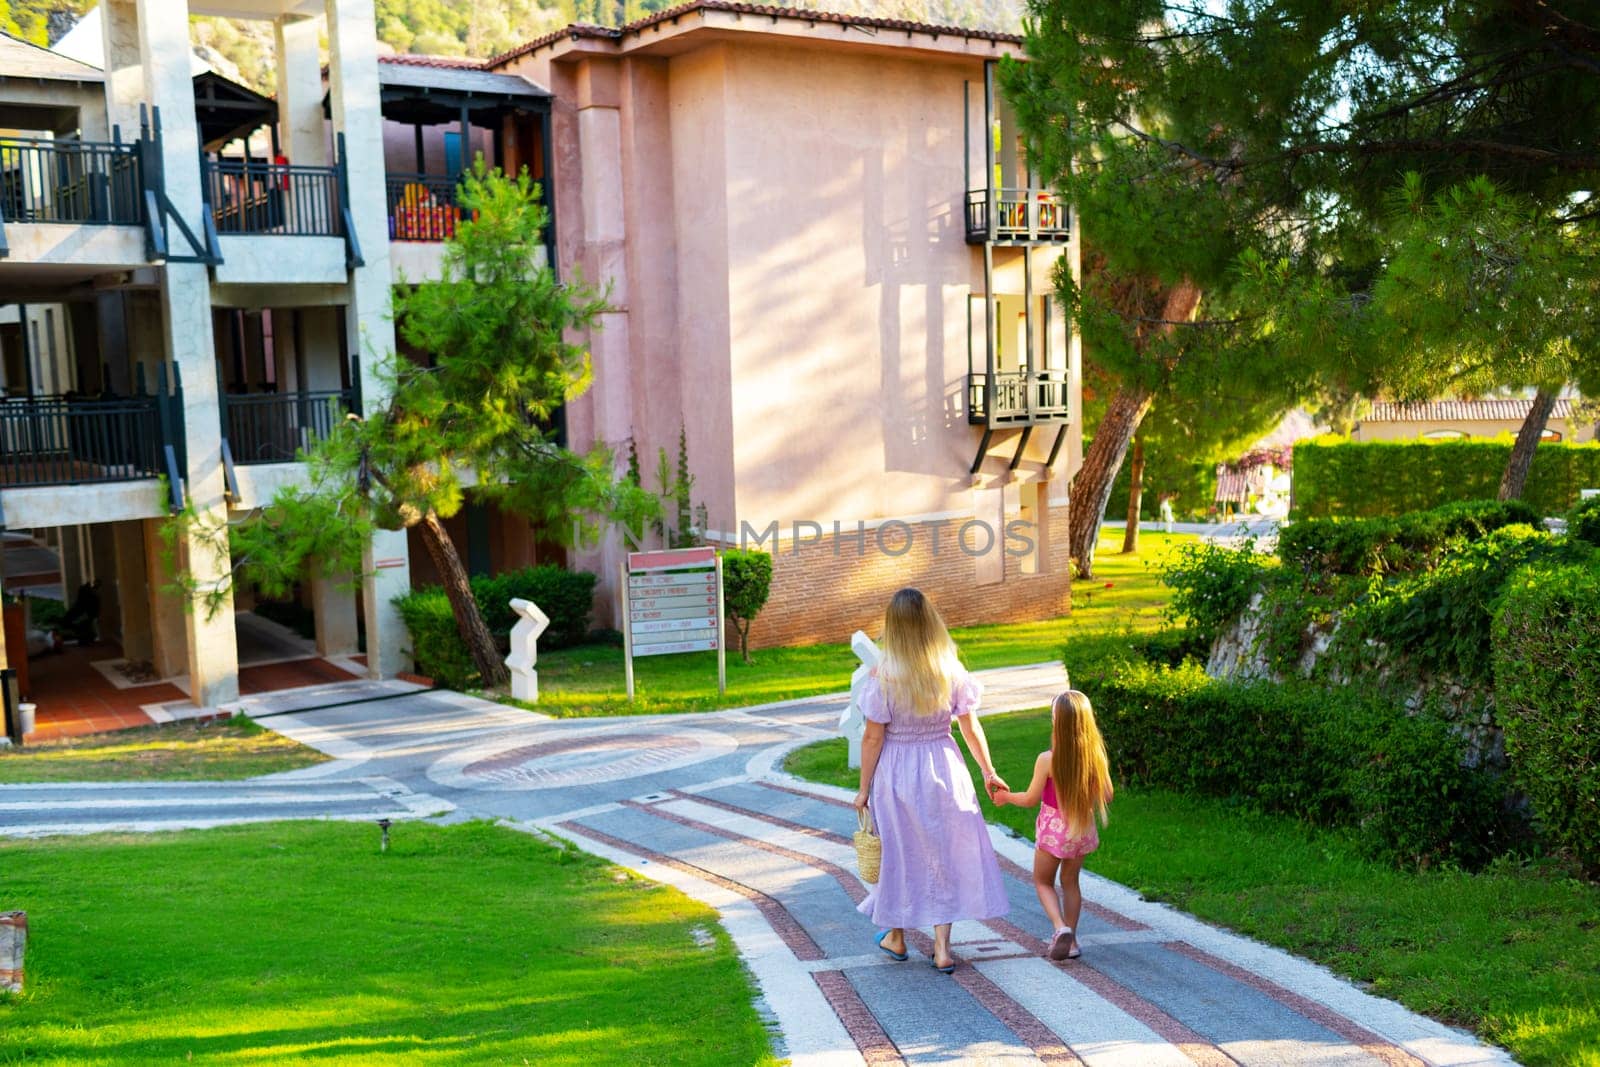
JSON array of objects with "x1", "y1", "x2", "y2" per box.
[{"x1": 0, "y1": 665, "x2": 1512, "y2": 1066}]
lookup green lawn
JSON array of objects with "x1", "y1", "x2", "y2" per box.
[
  {"x1": 0, "y1": 717, "x2": 327, "y2": 784},
  {"x1": 0, "y1": 820, "x2": 776, "y2": 1066},
  {"x1": 523, "y1": 530, "x2": 1191, "y2": 717},
  {"x1": 785, "y1": 715, "x2": 1600, "y2": 1066}
]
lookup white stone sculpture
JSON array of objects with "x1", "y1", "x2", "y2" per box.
[
  {"x1": 841, "y1": 629, "x2": 881, "y2": 770},
  {"x1": 504, "y1": 598, "x2": 551, "y2": 703}
]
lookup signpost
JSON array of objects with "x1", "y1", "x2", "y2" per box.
[{"x1": 621, "y1": 546, "x2": 726, "y2": 701}]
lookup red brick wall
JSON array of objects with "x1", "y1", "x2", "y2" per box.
[{"x1": 723, "y1": 509, "x2": 1073, "y2": 650}]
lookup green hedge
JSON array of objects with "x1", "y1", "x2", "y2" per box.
[
  {"x1": 1278, "y1": 498, "x2": 1542, "y2": 577},
  {"x1": 1569, "y1": 495, "x2": 1600, "y2": 546},
  {"x1": 1492, "y1": 554, "x2": 1600, "y2": 875},
  {"x1": 394, "y1": 566, "x2": 597, "y2": 689},
  {"x1": 1091, "y1": 659, "x2": 1517, "y2": 868},
  {"x1": 1292, "y1": 436, "x2": 1600, "y2": 518}
]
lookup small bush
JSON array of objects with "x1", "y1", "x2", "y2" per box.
[
  {"x1": 393, "y1": 589, "x2": 479, "y2": 690},
  {"x1": 720, "y1": 549, "x2": 772, "y2": 664},
  {"x1": 470, "y1": 566, "x2": 597, "y2": 649},
  {"x1": 1092, "y1": 658, "x2": 1517, "y2": 867},
  {"x1": 1568, "y1": 495, "x2": 1600, "y2": 546},
  {"x1": 395, "y1": 566, "x2": 598, "y2": 688},
  {"x1": 1492, "y1": 554, "x2": 1600, "y2": 875},
  {"x1": 1159, "y1": 539, "x2": 1267, "y2": 644}
]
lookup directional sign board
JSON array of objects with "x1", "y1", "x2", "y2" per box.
[{"x1": 621, "y1": 546, "x2": 725, "y2": 700}]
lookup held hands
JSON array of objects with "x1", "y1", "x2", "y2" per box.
[{"x1": 983, "y1": 771, "x2": 1009, "y2": 803}]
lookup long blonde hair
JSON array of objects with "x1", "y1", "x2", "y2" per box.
[
  {"x1": 1050, "y1": 690, "x2": 1112, "y2": 837},
  {"x1": 879, "y1": 588, "x2": 962, "y2": 717}
]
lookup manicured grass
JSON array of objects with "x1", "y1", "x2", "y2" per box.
[
  {"x1": 0, "y1": 716, "x2": 327, "y2": 783},
  {"x1": 785, "y1": 718, "x2": 1600, "y2": 1066},
  {"x1": 0, "y1": 820, "x2": 776, "y2": 1066},
  {"x1": 523, "y1": 530, "x2": 1191, "y2": 717}
]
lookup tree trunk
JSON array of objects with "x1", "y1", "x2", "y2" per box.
[
  {"x1": 1498, "y1": 387, "x2": 1558, "y2": 502},
  {"x1": 1068, "y1": 386, "x2": 1153, "y2": 578},
  {"x1": 1122, "y1": 435, "x2": 1145, "y2": 554},
  {"x1": 417, "y1": 508, "x2": 508, "y2": 688}
]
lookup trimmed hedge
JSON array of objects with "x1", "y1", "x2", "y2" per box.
[
  {"x1": 395, "y1": 566, "x2": 597, "y2": 689},
  {"x1": 1292, "y1": 436, "x2": 1600, "y2": 519},
  {"x1": 1277, "y1": 498, "x2": 1542, "y2": 576},
  {"x1": 1492, "y1": 554, "x2": 1600, "y2": 875},
  {"x1": 1570, "y1": 494, "x2": 1600, "y2": 546},
  {"x1": 1091, "y1": 659, "x2": 1516, "y2": 867}
]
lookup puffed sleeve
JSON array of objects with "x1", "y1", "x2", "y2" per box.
[
  {"x1": 860, "y1": 674, "x2": 892, "y2": 724},
  {"x1": 950, "y1": 670, "x2": 983, "y2": 719}
]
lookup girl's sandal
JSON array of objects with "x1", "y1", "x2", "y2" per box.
[
  {"x1": 1067, "y1": 933, "x2": 1082, "y2": 960},
  {"x1": 1048, "y1": 927, "x2": 1075, "y2": 961}
]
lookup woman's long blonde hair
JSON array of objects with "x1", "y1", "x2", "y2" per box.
[
  {"x1": 879, "y1": 588, "x2": 962, "y2": 717},
  {"x1": 1051, "y1": 690, "x2": 1112, "y2": 837}
]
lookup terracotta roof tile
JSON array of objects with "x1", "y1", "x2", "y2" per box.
[
  {"x1": 1365, "y1": 398, "x2": 1576, "y2": 422},
  {"x1": 379, "y1": 52, "x2": 487, "y2": 70},
  {"x1": 487, "y1": 1, "x2": 1020, "y2": 67}
]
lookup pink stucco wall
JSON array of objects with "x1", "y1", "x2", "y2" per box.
[{"x1": 503, "y1": 24, "x2": 1082, "y2": 627}]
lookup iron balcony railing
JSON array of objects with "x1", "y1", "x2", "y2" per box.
[
  {"x1": 202, "y1": 155, "x2": 344, "y2": 237},
  {"x1": 0, "y1": 368, "x2": 184, "y2": 490},
  {"x1": 968, "y1": 370, "x2": 1072, "y2": 425},
  {"x1": 221, "y1": 389, "x2": 353, "y2": 465},
  {"x1": 965, "y1": 187, "x2": 1070, "y2": 243},
  {"x1": 0, "y1": 135, "x2": 144, "y2": 228},
  {"x1": 385, "y1": 172, "x2": 463, "y2": 241}
]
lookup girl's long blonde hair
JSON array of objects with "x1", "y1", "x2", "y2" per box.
[
  {"x1": 879, "y1": 588, "x2": 962, "y2": 717},
  {"x1": 1051, "y1": 690, "x2": 1112, "y2": 837}
]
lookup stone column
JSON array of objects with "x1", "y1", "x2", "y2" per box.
[
  {"x1": 135, "y1": 0, "x2": 239, "y2": 706},
  {"x1": 310, "y1": 568, "x2": 359, "y2": 657},
  {"x1": 99, "y1": 0, "x2": 143, "y2": 136},
  {"x1": 274, "y1": 15, "x2": 330, "y2": 167},
  {"x1": 142, "y1": 517, "x2": 187, "y2": 680},
  {"x1": 114, "y1": 521, "x2": 153, "y2": 664},
  {"x1": 327, "y1": 0, "x2": 410, "y2": 679}
]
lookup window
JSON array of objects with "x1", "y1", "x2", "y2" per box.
[{"x1": 1541, "y1": 429, "x2": 1563, "y2": 442}]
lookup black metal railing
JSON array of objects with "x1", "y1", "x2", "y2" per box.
[
  {"x1": 968, "y1": 370, "x2": 1072, "y2": 424},
  {"x1": 201, "y1": 155, "x2": 343, "y2": 237},
  {"x1": 965, "y1": 187, "x2": 1070, "y2": 243},
  {"x1": 0, "y1": 135, "x2": 144, "y2": 226},
  {"x1": 0, "y1": 368, "x2": 184, "y2": 489},
  {"x1": 221, "y1": 389, "x2": 352, "y2": 465},
  {"x1": 385, "y1": 172, "x2": 463, "y2": 241}
]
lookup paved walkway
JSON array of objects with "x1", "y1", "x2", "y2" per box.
[{"x1": 0, "y1": 667, "x2": 1511, "y2": 1066}]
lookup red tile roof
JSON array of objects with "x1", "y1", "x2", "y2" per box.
[
  {"x1": 487, "y1": 1, "x2": 1021, "y2": 67},
  {"x1": 379, "y1": 52, "x2": 488, "y2": 70},
  {"x1": 1365, "y1": 399, "x2": 1577, "y2": 423}
]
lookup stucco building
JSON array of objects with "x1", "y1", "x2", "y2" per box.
[
  {"x1": 0, "y1": 0, "x2": 1080, "y2": 728},
  {"x1": 1352, "y1": 397, "x2": 1596, "y2": 444}
]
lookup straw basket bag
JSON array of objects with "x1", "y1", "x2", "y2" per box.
[{"x1": 854, "y1": 807, "x2": 882, "y2": 884}]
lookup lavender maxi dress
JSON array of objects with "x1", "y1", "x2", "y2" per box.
[{"x1": 856, "y1": 670, "x2": 1010, "y2": 929}]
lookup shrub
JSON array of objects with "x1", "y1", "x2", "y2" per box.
[
  {"x1": 1092, "y1": 658, "x2": 1517, "y2": 867},
  {"x1": 1569, "y1": 494, "x2": 1600, "y2": 546},
  {"x1": 1158, "y1": 539, "x2": 1267, "y2": 644},
  {"x1": 1291, "y1": 436, "x2": 1600, "y2": 519},
  {"x1": 1278, "y1": 498, "x2": 1541, "y2": 577},
  {"x1": 720, "y1": 549, "x2": 772, "y2": 664},
  {"x1": 1492, "y1": 554, "x2": 1600, "y2": 875},
  {"x1": 393, "y1": 588, "x2": 479, "y2": 690},
  {"x1": 470, "y1": 566, "x2": 597, "y2": 649},
  {"x1": 396, "y1": 566, "x2": 598, "y2": 688}
]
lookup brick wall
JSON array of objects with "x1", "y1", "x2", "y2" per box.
[{"x1": 726, "y1": 508, "x2": 1073, "y2": 650}]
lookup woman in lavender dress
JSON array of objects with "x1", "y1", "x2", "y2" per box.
[{"x1": 852, "y1": 588, "x2": 1011, "y2": 973}]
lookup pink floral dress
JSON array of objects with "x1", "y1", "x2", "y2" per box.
[{"x1": 1035, "y1": 775, "x2": 1100, "y2": 860}]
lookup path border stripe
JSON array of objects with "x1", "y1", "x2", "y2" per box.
[
  {"x1": 554, "y1": 819, "x2": 825, "y2": 961},
  {"x1": 813, "y1": 970, "x2": 908, "y2": 1066},
  {"x1": 1161, "y1": 942, "x2": 1429, "y2": 1067}
]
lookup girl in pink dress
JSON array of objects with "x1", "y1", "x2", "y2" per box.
[
  {"x1": 994, "y1": 690, "x2": 1114, "y2": 961},
  {"x1": 852, "y1": 588, "x2": 1011, "y2": 974}
]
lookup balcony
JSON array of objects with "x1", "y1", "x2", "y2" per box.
[
  {"x1": 386, "y1": 173, "x2": 464, "y2": 242},
  {"x1": 964, "y1": 188, "x2": 1070, "y2": 245},
  {"x1": 221, "y1": 389, "x2": 353, "y2": 466},
  {"x1": 0, "y1": 136, "x2": 146, "y2": 257},
  {"x1": 967, "y1": 370, "x2": 1071, "y2": 426},
  {"x1": 0, "y1": 368, "x2": 184, "y2": 494},
  {"x1": 202, "y1": 155, "x2": 344, "y2": 238}
]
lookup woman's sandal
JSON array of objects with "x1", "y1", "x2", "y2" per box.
[
  {"x1": 930, "y1": 952, "x2": 956, "y2": 974},
  {"x1": 876, "y1": 930, "x2": 908, "y2": 962}
]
